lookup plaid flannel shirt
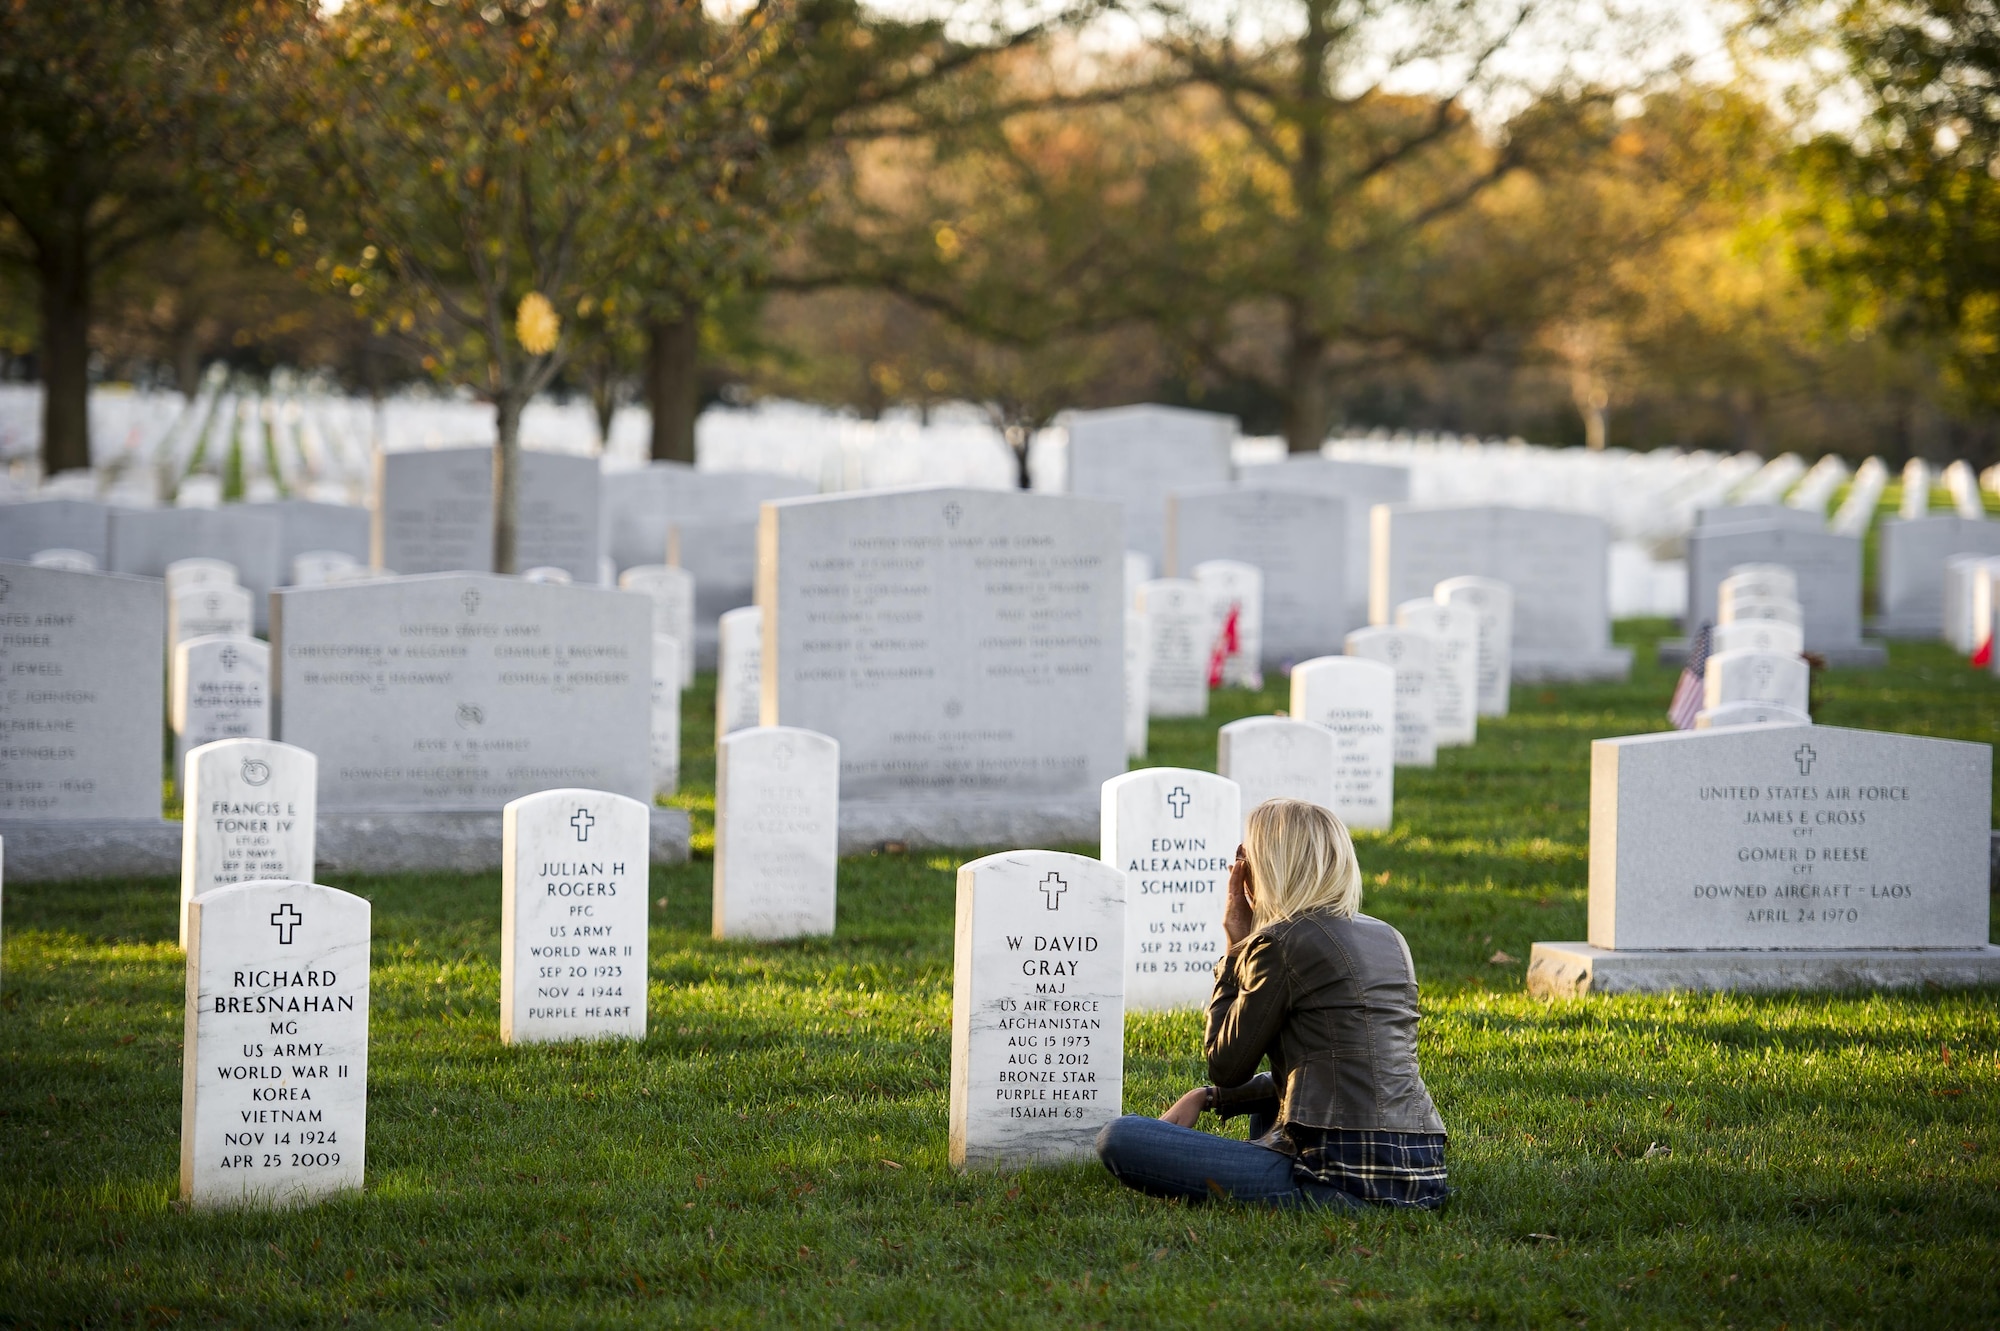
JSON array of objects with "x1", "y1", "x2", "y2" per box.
[{"x1": 1281, "y1": 1125, "x2": 1449, "y2": 1210}]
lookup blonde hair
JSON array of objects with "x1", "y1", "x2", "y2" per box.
[{"x1": 1243, "y1": 799, "x2": 1362, "y2": 927}]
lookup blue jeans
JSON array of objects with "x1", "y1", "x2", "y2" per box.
[{"x1": 1095, "y1": 1115, "x2": 1364, "y2": 1210}]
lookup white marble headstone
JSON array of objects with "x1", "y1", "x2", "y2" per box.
[
  {"x1": 1695, "y1": 701, "x2": 1811, "y2": 730},
  {"x1": 1217, "y1": 717, "x2": 1339, "y2": 835},
  {"x1": 1122, "y1": 551, "x2": 1152, "y2": 610},
  {"x1": 30, "y1": 548, "x2": 97, "y2": 571},
  {"x1": 0, "y1": 562, "x2": 164, "y2": 820},
  {"x1": 1712, "y1": 620, "x2": 1805, "y2": 656},
  {"x1": 713, "y1": 726, "x2": 840, "y2": 940},
  {"x1": 650, "y1": 634, "x2": 682, "y2": 798},
  {"x1": 619, "y1": 565, "x2": 696, "y2": 688},
  {"x1": 289, "y1": 550, "x2": 362, "y2": 587},
  {"x1": 1288, "y1": 655, "x2": 1395, "y2": 830},
  {"x1": 1435, "y1": 576, "x2": 1512, "y2": 717},
  {"x1": 1122, "y1": 607, "x2": 1149, "y2": 759},
  {"x1": 1587, "y1": 725, "x2": 1990, "y2": 950},
  {"x1": 1137, "y1": 579, "x2": 1209, "y2": 718},
  {"x1": 170, "y1": 583, "x2": 254, "y2": 651},
  {"x1": 165, "y1": 557, "x2": 239, "y2": 597},
  {"x1": 180, "y1": 879, "x2": 368, "y2": 1207},
  {"x1": 1719, "y1": 564, "x2": 1798, "y2": 610},
  {"x1": 1193, "y1": 560, "x2": 1263, "y2": 690},
  {"x1": 500, "y1": 788, "x2": 649, "y2": 1043},
  {"x1": 1344, "y1": 627, "x2": 1436, "y2": 767},
  {"x1": 180, "y1": 739, "x2": 316, "y2": 947},
  {"x1": 715, "y1": 606, "x2": 761, "y2": 736},
  {"x1": 1704, "y1": 649, "x2": 1810, "y2": 715},
  {"x1": 521, "y1": 566, "x2": 573, "y2": 585},
  {"x1": 172, "y1": 636, "x2": 272, "y2": 777},
  {"x1": 1394, "y1": 599, "x2": 1477, "y2": 747},
  {"x1": 1101, "y1": 768, "x2": 1238, "y2": 1011},
  {"x1": 1720, "y1": 596, "x2": 1803, "y2": 629},
  {"x1": 949, "y1": 849, "x2": 1125, "y2": 1169}
]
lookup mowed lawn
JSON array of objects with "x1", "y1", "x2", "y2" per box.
[{"x1": 3, "y1": 622, "x2": 1997, "y2": 1328}]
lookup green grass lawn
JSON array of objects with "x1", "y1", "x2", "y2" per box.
[{"x1": 4, "y1": 622, "x2": 1997, "y2": 1327}]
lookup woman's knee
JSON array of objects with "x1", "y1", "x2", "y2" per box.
[{"x1": 1095, "y1": 1114, "x2": 1152, "y2": 1172}]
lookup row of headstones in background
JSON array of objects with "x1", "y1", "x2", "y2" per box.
[
  {"x1": 1698, "y1": 564, "x2": 1812, "y2": 727},
  {"x1": 1680, "y1": 512, "x2": 1885, "y2": 667},
  {"x1": 0, "y1": 496, "x2": 371, "y2": 632},
  {"x1": 1528, "y1": 723, "x2": 2000, "y2": 995},
  {"x1": 1163, "y1": 485, "x2": 1350, "y2": 663},
  {"x1": 1878, "y1": 516, "x2": 2000, "y2": 638}
]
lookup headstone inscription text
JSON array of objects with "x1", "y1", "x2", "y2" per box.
[{"x1": 1101, "y1": 768, "x2": 1239, "y2": 1011}]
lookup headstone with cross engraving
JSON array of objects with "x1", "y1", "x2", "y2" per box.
[
  {"x1": 501, "y1": 788, "x2": 650, "y2": 1043},
  {"x1": 169, "y1": 583, "x2": 254, "y2": 653},
  {"x1": 0, "y1": 561, "x2": 165, "y2": 820},
  {"x1": 1288, "y1": 655, "x2": 1396, "y2": 830},
  {"x1": 1528, "y1": 724, "x2": 2000, "y2": 995},
  {"x1": 1343, "y1": 626, "x2": 1436, "y2": 767},
  {"x1": 1684, "y1": 523, "x2": 1873, "y2": 661},
  {"x1": 1703, "y1": 649, "x2": 1810, "y2": 716},
  {"x1": 713, "y1": 726, "x2": 840, "y2": 940},
  {"x1": 1137, "y1": 578, "x2": 1210, "y2": 718},
  {"x1": 271, "y1": 573, "x2": 650, "y2": 811},
  {"x1": 180, "y1": 878, "x2": 369, "y2": 1207},
  {"x1": 761, "y1": 487, "x2": 1124, "y2": 849},
  {"x1": 180, "y1": 739, "x2": 317, "y2": 948},
  {"x1": 949, "y1": 848, "x2": 1126, "y2": 1168},
  {"x1": 373, "y1": 447, "x2": 600, "y2": 582},
  {"x1": 618, "y1": 565, "x2": 695, "y2": 688},
  {"x1": 649, "y1": 634, "x2": 681, "y2": 798},
  {"x1": 1217, "y1": 717, "x2": 1341, "y2": 837},
  {"x1": 1393, "y1": 599, "x2": 1478, "y2": 747},
  {"x1": 1435, "y1": 576, "x2": 1512, "y2": 717},
  {"x1": 1101, "y1": 768, "x2": 1240, "y2": 1010},
  {"x1": 715, "y1": 606, "x2": 761, "y2": 736},
  {"x1": 172, "y1": 636, "x2": 270, "y2": 775}
]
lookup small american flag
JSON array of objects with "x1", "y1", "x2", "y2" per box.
[{"x1": 1668, "y1": 623, "x2": 1713, "y2": 730}]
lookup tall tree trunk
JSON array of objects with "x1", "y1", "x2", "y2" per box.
[
  {"x1": 645, "y1": 314, "x2": 699, "y2": 464},
  {"x1": 38, "y1": 238, "x2": 92, "y2": 476},
  {"x1": 1283, "y1": 321, "x2": 1328, "y2": 454},
  {"x1": 493, "y1": 394, "x2": 523, "y2": 574},
  {"x1": 588, "y1": 364, "x2": 617, "y2": 450}
]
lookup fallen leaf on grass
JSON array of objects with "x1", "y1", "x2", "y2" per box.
[
  {"x1": 1932, "y1": 1088, "x2": 1966, "y2": 1098},
  {"x1": 879, "y1": 1158, "x2": 902, "y2": 1169},
  {"x1": 1488, "y1": 951, "x2": 1517, "y2": 965}
]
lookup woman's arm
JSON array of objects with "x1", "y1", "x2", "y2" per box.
[{"x1": 1203, "y1": 931, "x2": 1289, "y2": 1090}]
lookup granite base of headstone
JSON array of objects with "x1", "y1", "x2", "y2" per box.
[
  {"x1": 180, "y1": 879, "x2": 369, "y2": 1208},
  {"x1": 1528, "y1": 724, "x2": 2000, "y2": 995},
  {"x1": 949, "y1": 848, "x2": 1126, "y2": 1169}
]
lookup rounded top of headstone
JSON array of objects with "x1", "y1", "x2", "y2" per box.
[
  {"x1": 719, "y1": 725, "x2": 838, "y2": 761},
  {"x1": 30, "y1": 548, "x2": 97, "y2": 570},
  {"x1": 1291, "y1": 653, "x2": 1395, "y2": 684},
  {"x1": 1101, "y1": 765, "x2": 1240, "y2": 800}
]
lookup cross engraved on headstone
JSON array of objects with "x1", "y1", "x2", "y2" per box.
[
  {"x1": 220, "y1": 645, "x2": 239, "y2": 670},
  {"x1": 0, "y1": 574, "x2": 10, "y2": 603},
  {"x1": 462, "y1": 588, "x2": 481, "y2": 614},
  {"x1": 1166, "y1": 786, "x2": 1191, "y2": 818},
  {"x1": 1039, "y1": 872, "x2": 1067, "y2": 911},
  {"x1": 570, "y1": 808, "x2": 595, "y2": 841},
  {"x1": 1795, "y1": 743, "x2": 1816, "y2": 776},
  {"x1": 943, "y1": 501, "x2": 963, "y2": 528},
  {"x1": 270, "y1": 902, "x2": 303, "y2": 945}
]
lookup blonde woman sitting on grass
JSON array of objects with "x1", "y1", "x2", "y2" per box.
[{"x1": 1096, "y1": 798, "x2": 1448, "y2": 1210}]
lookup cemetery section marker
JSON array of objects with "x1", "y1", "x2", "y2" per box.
[
  {"x1": 1529, "y1": 725, "x2": 2000, "y2": 994},
  {"x1": 713, "y1": 726, "x2": 840, "y2": 940},
  {"x1": 180, "y1": 879, "x2": 369, "y2": 1208},
  {"x1": 0, "y1": 562, "x2": 164, "y2": 820},
  {"x1": 501, "y1": 788, "x2": 649, "y2": 1043},
  {"x1": 1101, "y1": 768, "x2": 1239, "y2": 1011},
  {"x1": 949, "y1": 849, "x2": 1125, "y2": 1169},
  {"x1": 761, "y1": 487, "x2": 1123, "y2": 850},
  {"x1": 180, "y1": 739, "x2": 316, "y2": 947},
  {"x1": 1370, "y1": 504, "x2": 1631, "y2": 680},
  {"x1": 1288, "y1": 655, "x2": 1395, "y2": 830},
  {"x1": 271, "y1": 573, "x2": 650, "y2": 811}
]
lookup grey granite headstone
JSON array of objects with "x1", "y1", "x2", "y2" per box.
[
  {"x1": 1528, "y1": 724, "x2": 2000, "y2": 994},
  {"x1": 1100, "y1": 767, "x2": 1238, "y2": 1011},
  {"x1": 1684, "y1": 523, "x2": 1876, "y2": 662},
  {"x1": 1065, "y1": 404, "x2": 1234, "y2": 565},
  {"x1": 1875, "y1": 516, "x2": 2000, "y2": 637},
  {"x1": 1370, "y1": 504, "x2": 1631, "y2": 681},
  {"x1": 271, "y1": 573, "x2": 650, "y2": 811},
  {"x1": 1239, "y1": 457, "x2": 1408, "y2": 623},
  {"x1": 1163, "y1": 486, "x2": 1347, "y2": 667},
  {"x1": 0, "y1": 562, "x2": 164, "y2": 820},
  {"x1": 109, "y1": 506, "x2": 281, "y2": 631},
  {"x1": 949, "y1": 848, "x2": 1125, "y2": 1168},
  {"x1": 181, "y1": 879, "x2": 368, "y2": 1207},
  {"x1": 374, "y1": 448, "x2": 600, "y2": 582},
  {"x1": 602, "y1": 465, "x2": 815, "y2": 575},
  {"x1": 245, "y1": 500, "x2": 371, "y2": 578},
  {"x1": 0, "y1": 498, "x2": 113, "y2": 566},
  {"x1": 761, "y1": 487, "x2": 1123, "y2": 850},
  {"x1": 1694, "y1": 504, "x2": 1822, "y2": 532}
]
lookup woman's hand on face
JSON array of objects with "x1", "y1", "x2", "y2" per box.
[
  {"x1": 1223, "y1": 843, "x2": 1255, "y2": 949},
  {"x1": 1159, "y1": 1087, "x2": 1209, "y2": 1128}
]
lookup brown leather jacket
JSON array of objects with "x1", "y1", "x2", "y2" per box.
[{"x1": 1205, "y1": 908, "x2": 1447, "y2": 1134}]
